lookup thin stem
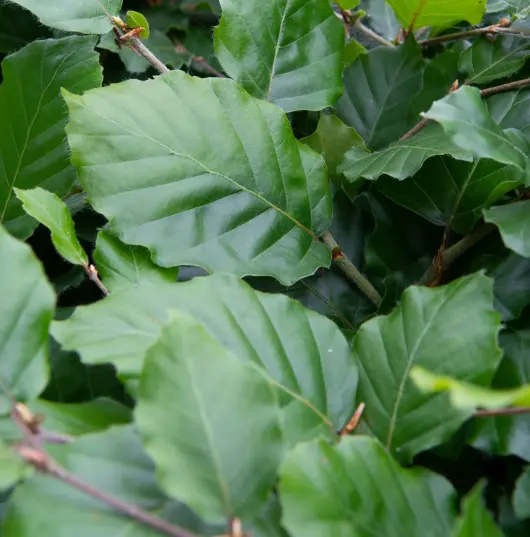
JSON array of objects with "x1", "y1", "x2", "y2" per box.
[
  {"x1": 172, "y1": 38, "x2": 225, "y2": 78},
  {"x1": 420, "y1": 25, "x2": 498, "y2": 46},
  {"x1": 83, "y1": 264, "x2": 110, "y2": 296},
  {"x1": 399, "y1": 117, "x2": 429, "y2": 141},
  {"x1": 474, "y1": 407, "x2": 530, "y2": 418},
  {"x1": 128, "y1": 38, "x2": 170, "y2": 74},
  {"x1": 354, "y1": 20, "x2": 395, "y2": 48},
  {"x1": 480, "y1": 76, "x2": 530, "y2": 97},
  {"x1": 419, "y1": 223, "x2": 495, "y2": 286},
  {"x1": 321, "y1": 232, "x2": 382, "y2": 307}
]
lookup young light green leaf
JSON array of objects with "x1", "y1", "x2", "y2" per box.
[
  {"x1": 94, "y1": 230, "x2": 178, "y2": 292},
  {"x1": 451, "y1": 484, "x2": 504, "y2": 537},
  {"x1": 385, "y1": 0, "x2": 485, "y2": 30},
  {"x1": 423, "y1": 86, "x2": 530, "y2": 176},
  {"x1": 514, "y1": 466, "x2": 530, "y2": 520},
  {"x1": 214, "y1": 0, "x2": 344, "y2": 113},
  {"x1": 0, "y1": 36, "x2": 102, "y2": 240},
  {"x1": 459, "y1": 35, "x2": 530, "y2": 85},
  {"x1": 410, "y1": 366, "x2": 530, "y2": 410},
  {"x1": 63, "y1": 71, "x2": 332, "y2": 285},
  {"x1": 8, "y1": 0, "x2": 121, "y2": 34},
  {"x1": 2, "y1": 425, "x2": 222, "y2": 537},
  {"x1": 339, "y1": 123, "x2": 472, "y2": 182},
  {"x1": 377, "y1": 156, "x2": 523, "y2": 233},
  {"x1": 279, "y1": 436, "x2": 456, "y2": 537},
  {"x1": 136, "y1": 313, "x2": 284, "y2": 522},
  {"x1": 352, "y1": 273, "x2": 502, "y2": 461},
  {"x1": 337, "y1": 0, "x2": 360, "y2": 8},
  {"x1": 484, "y1": 200, "x2": 530, "y2": 258},
  {"x1": 52, "y1": 273, "x2": 357, "y2": 444},
  {"x1": 15, "y1": 188, "x2": 88, "y2": 266},
  {"x1": 344, "y1": 39, "x2": 367, "y2": 65},
  {"x1": 0, "y1": 226, "x2": 55, "y2": 401},
  {"x1": 335, "y1": 37, "x2": 424, "y2": 149},
  {"x1": 125, "y1": 10, "x2": 149, "y2": 39}
]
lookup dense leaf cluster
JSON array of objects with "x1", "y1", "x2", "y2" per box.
[{"x1": 1, "y1": 0, "x2": 530, "y2": 535}]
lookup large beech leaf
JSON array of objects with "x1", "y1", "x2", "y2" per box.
[
  {"x1": 279, "y1": 436, "x2": 456, "y2": 537},
  {"x1": 459, "y1": 36, "x2": 530, "y2": 84},
  {"x1": 423, "y1": 86, "x2": 530, "y2": 176},
  {"x1": 94, "y1": 230, "x2": 178, "y2": 292},
  {"x1": 484, "y1": 200, "x2": 530, "y2": 258},
  {"x1": 8, "y1": 0, "x2": 121, "y2": 34},
  {"x1": 0, "y1": 226, "x2": 55, "y2": 401},
  {"x1": 2, "y1": 425, "x2": 223, "y2": 537},
  {"x1": 339, "y1": 123, "x2": 472, "y2": 182},
  {"x1": 385, "y1": 0, "x2": 485, "y2": 30},
  {"x1": 363, "y1": 0, "x2": 400, "y2": 41},
  {"x1": 377, "y1": 156, "x2": 523, "y2": 233},
  {"x1": 63, "y1": 71, "x2": 332, "y2": 285},
  {"x1": 335, "y1": 38, "x2": 424, "y2": 150},
  {"x1": 15, "y1": 188, "x2": 88, "y2": 266},
  {"x1": 52, "y1": 273, "x2": 356, "y2": 443},
  {"x1": 452, "y1": 485, "x2": 504, "y2": 537},
  {"x1": 487, "y1": 90, "x2": 530, "y2": 137},
  {"x1": 136, "y1": 314, "x2": 283, "y2": 522},
  {"x1": 0, "y1": 36, "x2": 102, "y2": 239},
  {"x1": 351, "y1": 273, "x2": 502, "y2": 460},
  {"x1": 213, "y1": 0, "x2": 344, "y2": 113}
]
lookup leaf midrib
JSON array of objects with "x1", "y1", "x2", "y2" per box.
[{"x1": 266, "y1": 0, "x2": 290, "y2": 101}]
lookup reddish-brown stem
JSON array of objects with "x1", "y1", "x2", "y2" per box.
[
  {"x1": 172, "y1": 38, "x2": 226, "y2": 77},
  {"x1": 474, "y1": 407, "x2": 530, "y2": 418},
  {"x1": 83, "y1": 264, "x2": 109, "y2": 296}
]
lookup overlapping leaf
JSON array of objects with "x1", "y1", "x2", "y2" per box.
[
  {"x1": 279, "y1": 436, "x2": 456, "y2": 537},
  {"x1": 94, "y1": 230, "x2": 178, "y2": 292},
  {"x1": 136, "y1": 314, "x2": 283, "y2": 522},
  {"x1": 487, "y1": 89, "x2": 530, "y2": 137},
  {"x1": 8, "y1": 0, "x2": 121, "y2": 34},
  {"x1": 63, "y1": 70, "x2": 332, "y2": 285},
  {"x1": 0, "y1": 36, "x2": 102, "y2": 239},
  {"x1": 351, "y1": 273, "x2": 502, "y2": 460},
  {"x1": 0, "y1": 226, "x2": 55, "y2": 401},
  {"x1": 362, "y1": 0, "x2": 400, "y2": 41},
  {"x1": 214, "y1": 0, "x2": 344, "y2": 112},
  {"x1": 514, "y1": 467, "x2": 530, "y2": 519},
  {"x1": 0, "y1": 2, "x2": 51, "y2": 53},
  {"x1": 385, "y1": 0, "x2": 485, "y2": 30},
  {"x1": 52, "y1": 273, "x2": 357, "y2": 443},
  {"x1": 484, "y1": 200, "x2": 530, "y2": 257}
]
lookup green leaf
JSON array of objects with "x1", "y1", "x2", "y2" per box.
[
  {"x1": 338, "y1": 0, "x2": 360, "y2": 8},
  {"x1": 0, "y1": 226, "x2": 55, "y2": 401},
  {"x1": 15, "y1": 188, "x2": 88, "y2": 266},
  {"x1": 423, "y1": 86, "x2": 530, "y2": 176},
  {"x1": 344, "y1": 39, "x2": 367, "y2": 66},
  {"x1": 0, "y1": 36, "x2": 102, "y2": 240},
  {"x1": 377, "y1": 156, "x2": 523, "y2": 233},
  {"x1": 279, "y1": 436, "x2": 456, "y2": 537},
  {"x1": 0, "y1": 442, "x2": 30, "y2": 491},
  {"x1": 94, "y1": 230, "x2": 178, "y2": 292},
  {"x1": 52, "y1": 273, "x2": 356, "y2": 443},
  {"x1": 302, "y1": 113, "x2": 365, "y2": 181},
  {"x1": 125, "y1": 10, "x2": 149, "y2": 39},
  {"x1": 385, "y1": 0, "x2": 485, "y2": 30},
  {"x1": 410, "y1": 367, "x2": 530, "y2": 410},
  {"x1": 8, "y1": 0, "x2": 122, "y2": 34},
  {"x1": 459, "y1": 36, "x2": 530, "y2": 85},
  {"x1": 2, "y1": 425, "x2": 223, "y2": 537},
  {"x1": 136, "y1": 313, "x2": 283, "y2": 522},
  {"x1": 351, "y1": 273, "x2": 502, "y2": 460},
  {"x1": 484, "y1": 201, "x2": 530, "y2": 258},
  {"x1": 339, "y1": 123, "x2": 472, "y2": 182},
  {"x1": 335, "y1": 38, "x2": 424, "y2": 150},
  {"x1": 63, "y1": 71, "x2": 331, "y2": 285},
  {"x1": 514, "y1": 466, "x2": 530, "y2": 520},
  {"x1": 452, "y1": 484, "x2": 504, "y2": 537},
  {"x1": 214, "y1": 0, "x2": 344, "y2": 113},
  {"x1": 363, "y1": 0, "x2": 400, "y2": 41}
]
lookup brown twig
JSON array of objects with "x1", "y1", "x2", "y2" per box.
[
  {"x1": 399, "y1": 118, "x2": 429, "y2": 141},
  {"x1": 419, "y1": 19, "x2": 513, "y2": 47},
  {"x1": 338, "y1": 403, "x2": 366, "y2": 436},
  {"x1": 83, "y1": 264, "x2": 110, "y2": 296},
  {"x1": 474, "y1": 407, "x2": 530, "y2": 418},
  {"x1": 172, "y1": 38, "x2": 226, "y2": 78},
  {"x1": 321, "y1": 232, "x2": 382, "y2": 307},
  {"x1": 354, "y1": 20, "x2": 395, "y2": 48}
]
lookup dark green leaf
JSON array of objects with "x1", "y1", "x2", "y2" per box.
[
  {"x1": 279, "y1": 436, "x2": 456, "y2": 537},
  {"x1": 377, "y1": 156, "x2": 523, "y2": 233},
  {"x1": 94, "y1": 230, "x2": 178, "y2": 292},
  {"x1": 514, "y1": 467, "x2": 530, "y2": 520},
  {"x1": 126, "y1": 10, "x2": 149, "y2": 39},
  {"x1": 460, "y1": 36, "x2": 530, "y2": 84},
  {"x1": 361, "y1": 0, "x2": 400, "y2": 41},
  {"x1": 352, "y1": 273, "x2": 502, "y2": 460},
  {"x1": 484, "y1": 200, "x2": 530, "y2": 257},
  {"x1": 136, "y1": 313, "x2": 283, "y2": 522},
  {"x1": 0, "y1": 225, "x2": 55, "y2": 401},
  {"x1": 487, "y1": 89, "x2": 530, "y2": 137},
  {"x1": 0, "y1": 36, "x2": 102, "y2": 240},
  {"x1": 63, "y1": 71, "x2": 331, "y2": 285},
  {"x1": 0, "y1": 2, "x2": 51, "y2": 54},
  {"x1": 52, "y1": 274, "x2": 356, "y2": 443},
  {"x1": 335, "y1": 38, "x2": 424, "y2": 149},
  {"x1": 8, "y1": 0, "x2": 121, "y2": 34},
  {"x1": 214, "y1": 0, "x2": 344, "y2": 112},
  {"x1": 15, "y1": 188, "x2": 88, "y2": 266}
]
